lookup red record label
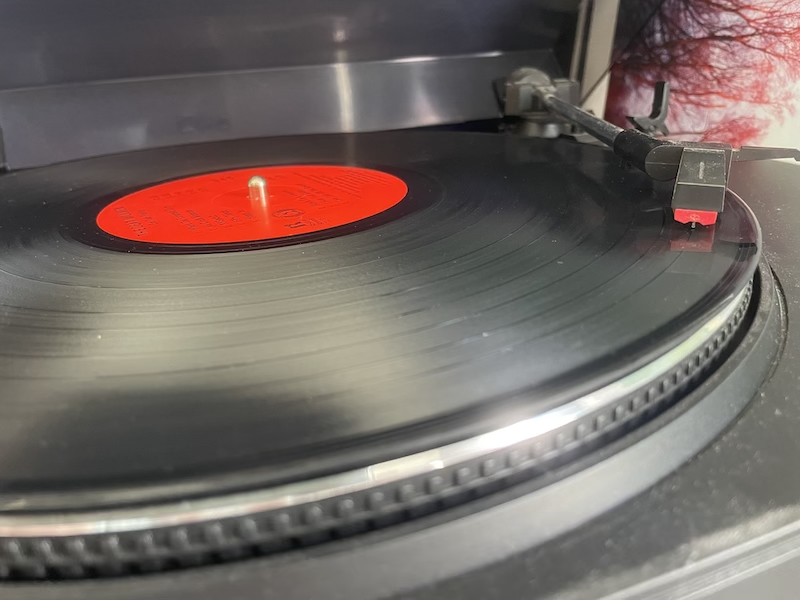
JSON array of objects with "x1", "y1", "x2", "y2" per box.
[{"x1": 96, "y1": 166, "x2": 408, "y2": 244}]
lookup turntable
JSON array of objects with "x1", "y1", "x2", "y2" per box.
[{"x1": 0, "y1": 2, "x2": 799, "y2": 599}]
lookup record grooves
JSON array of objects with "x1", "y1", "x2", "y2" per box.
[
  {"x1": 0, "y1": 131, "x2": 762, "y2": 578},
  {"x1": 0, "y1": 278, "x2": 757, "y2": 579}
]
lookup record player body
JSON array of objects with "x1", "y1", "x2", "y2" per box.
[
  {"x1": 0, "y1": 129, "x2": 780, "y2": 589},
  {"x1": 0, "y1": 1, "x2": 798, "y2": 599}
]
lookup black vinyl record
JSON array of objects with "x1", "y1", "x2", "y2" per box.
[{"x1": 0, "y1": 132, "x2": 759, "y2": 510}]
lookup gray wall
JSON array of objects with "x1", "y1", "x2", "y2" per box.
[{"x1": 0, "y1": 0, "x2": 578, "y2": 168}]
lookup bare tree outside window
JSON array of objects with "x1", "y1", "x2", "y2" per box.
[{"x1": 606, "y1": 0, "x2": 800, "y2": 146}]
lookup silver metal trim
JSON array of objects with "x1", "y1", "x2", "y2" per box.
[
  {"x1": 0, "y1": 288, "x2": 746, "y2": 538},
  {"x1": 580, "y1": 0, "x2": 620, "y2": 115},
  {"x1": 569, "y1": 0, "x2": 590, "y2": 83}
]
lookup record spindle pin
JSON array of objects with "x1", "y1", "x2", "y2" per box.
[{"x1": 248, "y1": 175, "x2": 269, "y2": 205}]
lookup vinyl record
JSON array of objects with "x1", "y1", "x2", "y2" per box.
[{"x1": 0, "y1": 131, "x2": 759, "y2": 512}]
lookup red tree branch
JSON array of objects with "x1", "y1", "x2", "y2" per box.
[{"x1": 606, "y1": 0, "x2": 800, "y2": 146}]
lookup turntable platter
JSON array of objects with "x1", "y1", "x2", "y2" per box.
[{"x1": 0, "y1": 131, "x2": 758, "y2": 511}]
